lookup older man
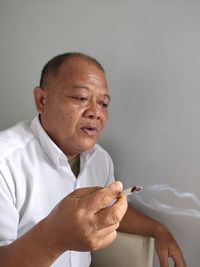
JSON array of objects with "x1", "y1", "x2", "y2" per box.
[{"x1": 0, "y1": 53, "x2": 186, "y2": 267}]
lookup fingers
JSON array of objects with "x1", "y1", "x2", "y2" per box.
[
  {"x1": 70, "y1": 182, "x2": 127, "y2": 229},
  {"x1": 46, "y1": 182, "x2": 126, "y2": 252},
  {"x1": 95, "y1": 194, "x2": 128, "y2": 228},
  {"x1": 157, "y1": 250, "x2": 169, "y2": 267},
  {"x1": 86, "y1": 222, "x2": 120, "y2": 251},
  {"x1": 170, "y1": 250, "x2": 187, "y2": 267},
  {"x1": 91, "y1": 229, "x2": 118, "y2": 251},
  {"x1": 99, "y1": 223, "x2": 120, "y2": 236},
  {"x1": 156, "y1": 238, "x2": 187, "y2": 267},
  {"x1": 84, "y1": 181, "x2": 123, "y2": 212},
  {"x1": 158, "y1": 255, "x2": 186, "y2": 267}
]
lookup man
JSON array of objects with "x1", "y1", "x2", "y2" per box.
[{"x1": 0, "y1": 53, "x2": 186, "y2": 267}]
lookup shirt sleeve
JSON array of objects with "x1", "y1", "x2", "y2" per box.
[
  {"x1": 104, "y1": 152, "x2": 115, "y2": 186},
  {"x1": 0, "y1": 162, "x2": 19, "y2": 245}
]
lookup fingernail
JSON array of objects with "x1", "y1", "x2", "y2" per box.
[{"x1": 116, "y1": 181, "x2": 123, "y2": 191}]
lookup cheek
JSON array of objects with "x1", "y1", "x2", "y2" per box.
[
  {"x1": 64, "y1": 108, "x2": 83, "y2": 124},
  {"x1": 71, "y1": 108, "x2": 82, "y2": 118},
  {"x1": 102, "y1": 111, "x2": 108, "y2": 124}
]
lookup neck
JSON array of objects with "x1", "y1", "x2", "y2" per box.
[{"x1": 67, "y1": 154, "x2": 79, "y2": 161}]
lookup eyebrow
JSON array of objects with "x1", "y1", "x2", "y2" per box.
[{"x1": 71, "y1": 85, "x2": 111, "y2": 101}]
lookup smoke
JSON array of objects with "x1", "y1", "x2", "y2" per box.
[{"x1": 132, "y1": 184, "x2": 200, "y2": 218}]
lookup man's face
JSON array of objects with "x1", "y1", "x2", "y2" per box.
[{"x1": 36, "y1": 58, "x2": 110, "y2": 159}]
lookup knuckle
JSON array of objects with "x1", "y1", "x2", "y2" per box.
[
  {"x1": 98, "y1": 192, "x2": 110, "y2": 206},
  {"x1": 110, "y1": 210, "x2": 121, "y2": 223},
  {"x1": 81, "y1": 217, "x2": 95, "y2": 235},
  {"x1": 76, "y1": 206, "x2": 85, "y2": 219},
  {"x1": 114, "y1": 222, "x2": 120, "y2": 229},
  {"x1": 75, "y1": 204, "x2": 90, "y2": 222}
]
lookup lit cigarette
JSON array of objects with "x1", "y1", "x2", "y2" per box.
[{"x1": 122, "y1": 185, "x2": 142, "y2": 196}]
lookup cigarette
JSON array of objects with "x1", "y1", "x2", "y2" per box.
[{"x1": 122, "y1": 185, "x2": 142, "y2": 196}]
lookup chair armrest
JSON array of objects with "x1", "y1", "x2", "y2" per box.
[{"x1": 91, "y1": 231, "x2": 154, "y2": 267}]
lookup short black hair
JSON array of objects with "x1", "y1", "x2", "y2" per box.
[{"x1": 39, "y1": 52, "x2": 105, "y2": 88}]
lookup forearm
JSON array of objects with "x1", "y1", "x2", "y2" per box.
[
  {"x1": 118, "y1": 204, "x2": 166, "y2": 238},
  {"x1": 0, "y1": 183, "x2": 127, "y2": 266},
  {"x1": 0, "y1": 218, "x2": 64, "y2": 267},
  {"x1": 119, "y1": 205, "x2": 187, "y2": 267}
]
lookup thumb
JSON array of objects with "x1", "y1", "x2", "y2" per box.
[{"x1": 85, "y1": 181, "x2": 123, "y2": 212}]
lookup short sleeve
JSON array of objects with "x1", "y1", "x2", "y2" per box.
[
  {"x1": 0, "y1": 163, "x2": 19, "y2": 245},
  {"x1": 104, "y1": 152, "x2": 115, "y2": 186}
]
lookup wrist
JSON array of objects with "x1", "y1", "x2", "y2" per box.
[
  {"x1": 34, "y1": 218, "x2": 66, "y2": 261},
  {"x1": 152, "y1": 222, "x2": 168, "y2": 238}
]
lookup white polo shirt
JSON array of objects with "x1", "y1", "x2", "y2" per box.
[{"x1": 0, "y1": 116, "x2": 114, "y2": 267}]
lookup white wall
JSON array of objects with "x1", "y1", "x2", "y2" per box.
[{"x1": 1, "y1": 1, "x2": 200, "y2": 266}]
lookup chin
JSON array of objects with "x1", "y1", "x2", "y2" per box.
[{"x1": 78, "y1": 141, "x2": 96, "y2": 153}]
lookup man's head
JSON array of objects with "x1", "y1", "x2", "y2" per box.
[{"x1": 34, "y1": 52, "x2": 110, "y2": 159}]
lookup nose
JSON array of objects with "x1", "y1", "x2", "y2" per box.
[{"x1": 83, "y1": 101, "x2": 101, "y2": 120}]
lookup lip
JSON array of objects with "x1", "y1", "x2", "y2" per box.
[{"x1": 81, "y1": 126, "x2": 98, "y2": 137}]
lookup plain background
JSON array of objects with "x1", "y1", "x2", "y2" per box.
[{"x1": 1, "y1": 1, "x2": 200, "y2": 266}]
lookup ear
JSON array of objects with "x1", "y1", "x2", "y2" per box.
[{"x1": 33, "y1": 87, "x2": 47, "y2": 113}]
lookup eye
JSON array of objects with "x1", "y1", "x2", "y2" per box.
[
  {"x1": 99, "y1": 101, "x2": 109, "y2": 108},
  {"x1": 71, "y1": 96, "x2": 88, "y2": 102},
  {"x1": 78, "y1": 97, "x2": 88, "y2": 102}
]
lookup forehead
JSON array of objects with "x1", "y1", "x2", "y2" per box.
[{"x1": 53, "y1": 57, "x2": 108, "y2": 91}]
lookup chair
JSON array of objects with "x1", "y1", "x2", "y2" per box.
[{"x1": 91, "y1": 232, "x2": 154, "y2": 267}]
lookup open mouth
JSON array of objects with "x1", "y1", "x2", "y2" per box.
[{"x1": 81, "y1": 126, "x2": 97, "y2": 137}]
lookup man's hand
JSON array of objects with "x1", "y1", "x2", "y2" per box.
[
  {"x1": 154, "y1": 225, "x2": 186, "y2": 267},
  {"x1": 42, "y1": 181, "x2": 128, "y2": 254},
  {"x1": 118, "y1": 205, "x2": 187, "y2": 267},
  {"x1": 0, "y1": 181, "x2": 127, "y2": 267}
]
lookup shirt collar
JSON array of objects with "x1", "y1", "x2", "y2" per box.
[{"x1": 30, "y1": 116, "x2": 97, "y2": 169}]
